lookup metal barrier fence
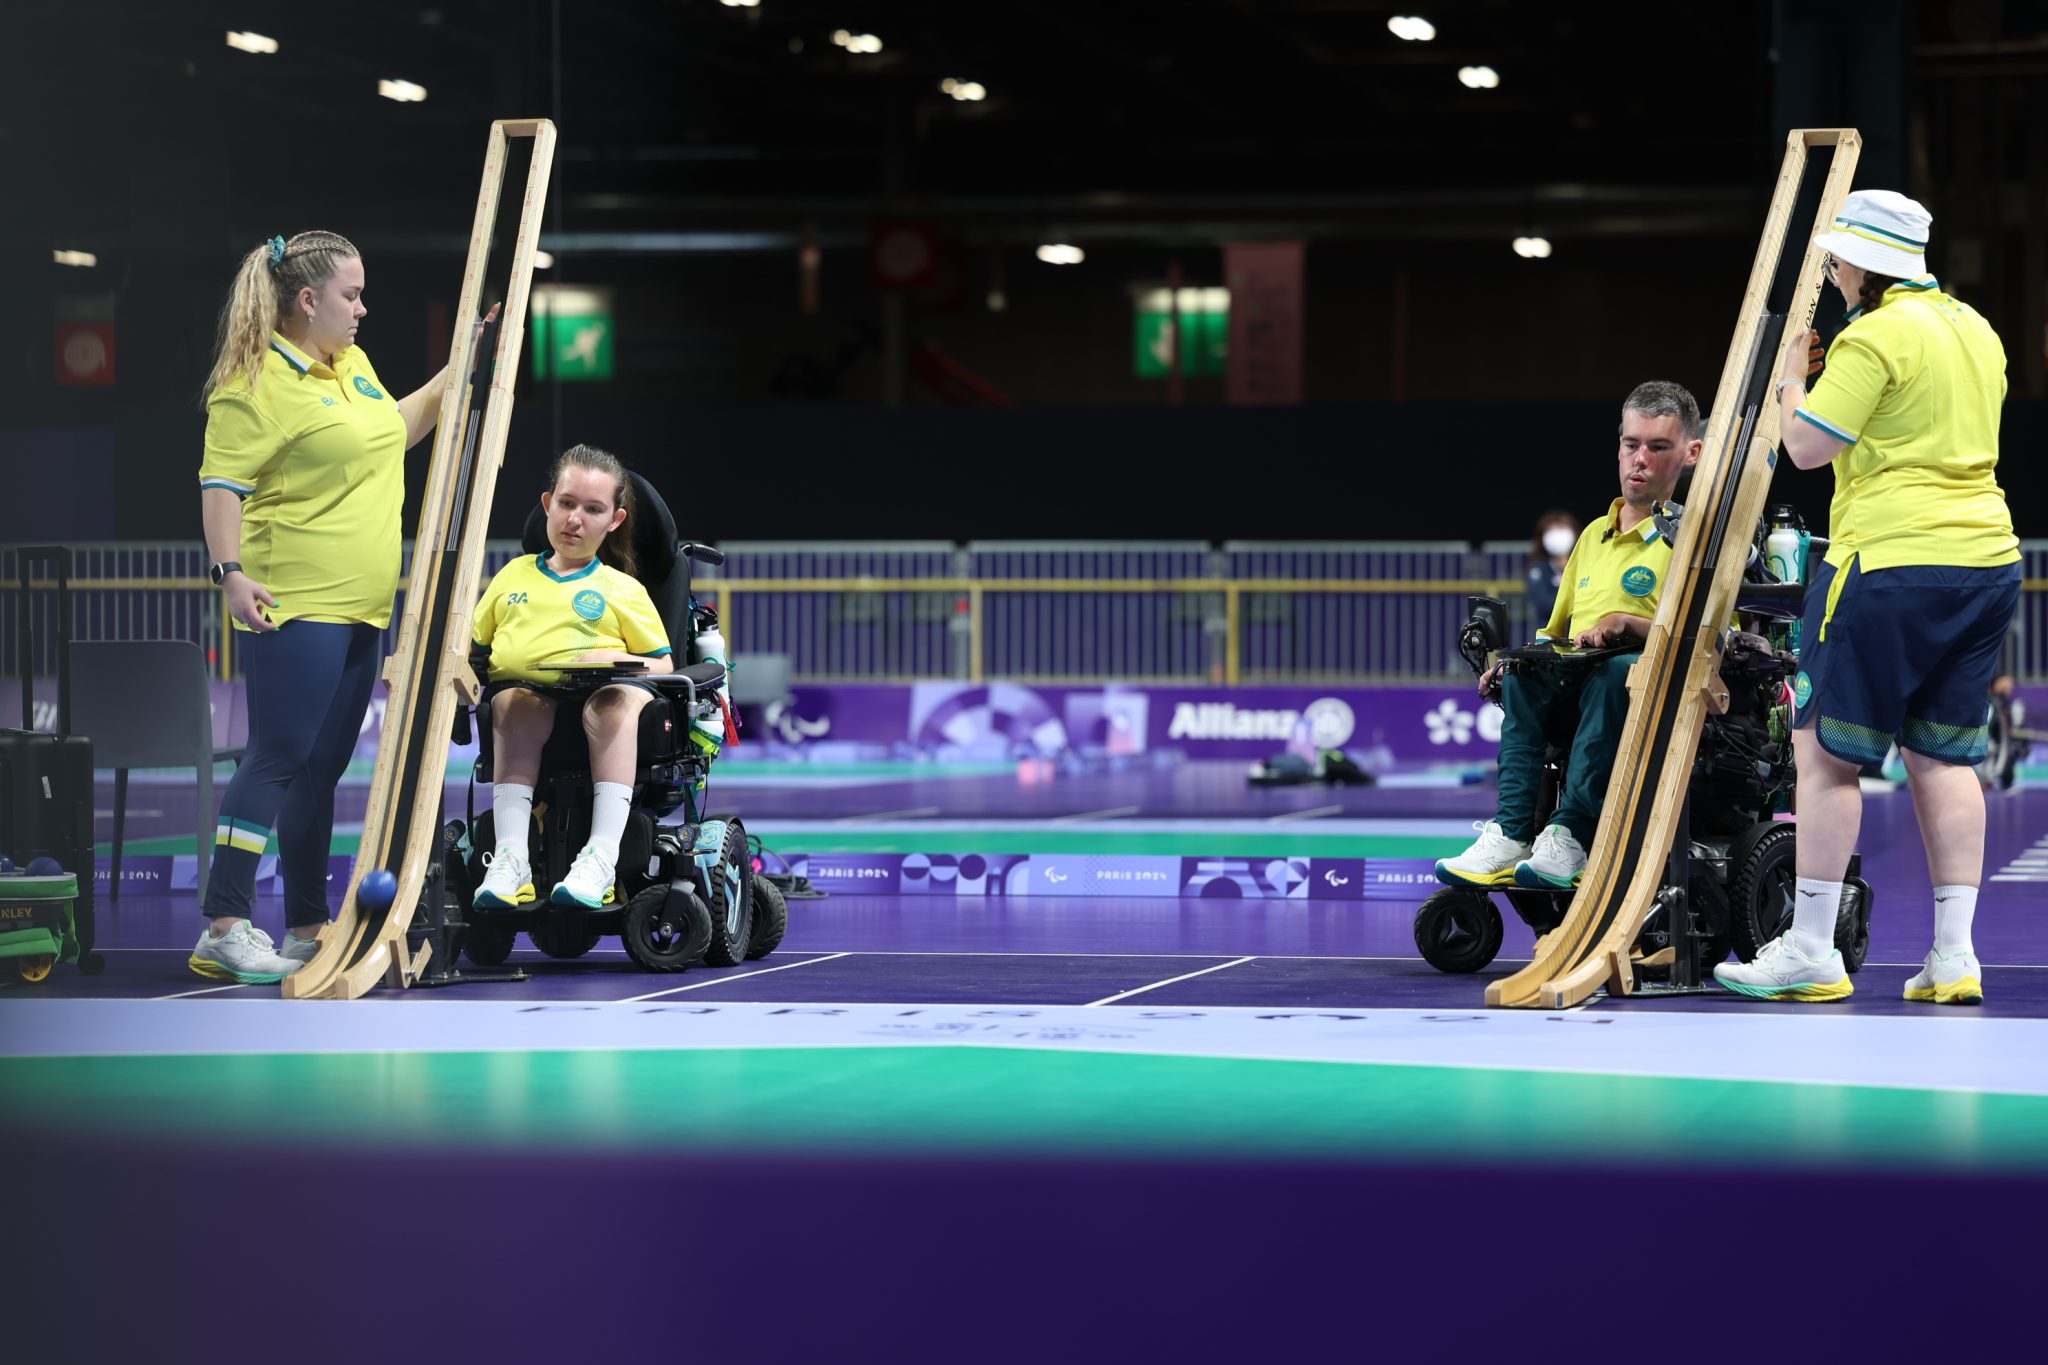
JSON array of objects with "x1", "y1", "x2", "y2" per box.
[{"x1": 7, "y1": 540, "x2": 2048, "y2": 689}]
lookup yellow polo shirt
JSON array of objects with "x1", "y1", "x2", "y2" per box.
[
  {"x1": 198, "y1": 335, "x2": 409, "y2": 629},
  {"x1": 1795, "y1": 277, "x2": 2016, "y2": 571},
  {"x1": 1540, "y1": 498, "x2": 1676, "y2": 642},
  {"x1": 472, "y1": 554, "x2": 671, "y2": 684}
]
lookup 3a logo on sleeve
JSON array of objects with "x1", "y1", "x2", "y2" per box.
[
  {"x1": 1621, "y1": 566, "x2": 1657, "y2": 597},
  {"x1": 353, "y1": 375, "x2": 385, "y2": 399},
  {"x1": 572, "y1": 590, "x2": 607, "y2": 621}
]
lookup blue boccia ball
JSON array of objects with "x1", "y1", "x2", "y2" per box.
[
  {"x1": 26, "y1": 856, "x2": 64, "y2": 876},
  {"x1": 358, "y1": 869, "x2": 399, "y2": 913}
]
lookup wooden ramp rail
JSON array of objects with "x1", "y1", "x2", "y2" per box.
[
  {"x1": 1487, "y1": 127, "x2": 1861, "y2": 1010},
  {"x1": 284, "y1": 119, "x2": 557, "y2": 1001}
]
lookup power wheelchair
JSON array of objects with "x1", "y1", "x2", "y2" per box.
[
  {"x1": 436, "y1": 470, "x2": 788, "y2": 976},
  {"x1": 1413, "y1": 523, "x2": 1873, "y2": 978}
]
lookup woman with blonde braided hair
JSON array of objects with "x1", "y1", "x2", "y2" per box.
[{"x1": 190, "y1": 230, "x2": 495, "y2": 983}]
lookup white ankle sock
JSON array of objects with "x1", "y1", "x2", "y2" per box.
[
  {"x1": 492, "y1": 783, "x2": 534, "y2": 856},
  {"x1": 588, "y1": 782, "x2": 633, "y2": 863},
  {"x1": 1933, "y1": 883, "x2": 1977, "y2": 956},
  {"x1": 1791, "y1": 877, "x2": 1841, "y2": 960}
]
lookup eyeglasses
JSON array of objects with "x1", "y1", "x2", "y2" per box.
[{"x1": 1823, "y1": 253, "x2": 1840, "y2": 282}]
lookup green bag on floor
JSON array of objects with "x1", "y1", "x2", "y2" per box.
[{"x1": 0, "y1": 872, "x2": 80, "y2": 973}]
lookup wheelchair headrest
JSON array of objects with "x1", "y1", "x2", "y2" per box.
[{"x1": 520, "y1": 469, "x2": 679, "y2": 588}]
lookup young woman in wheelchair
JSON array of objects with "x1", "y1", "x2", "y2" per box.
[
  {"x1": 471, "y1": 444, "x2": 673, "y2": 911},
  {"x1": 1436, "y1": 381, "x2": 1702, "y2": 892}
]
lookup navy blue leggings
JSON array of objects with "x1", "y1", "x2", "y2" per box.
[{"x1": 202, "y1": 621, "x2": 381, "y2": 927}]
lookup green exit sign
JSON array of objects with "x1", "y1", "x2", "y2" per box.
[
  {"x1": 530, "y1": 285, "x2": 615, "y2": 382},
  {"x1": 1133, "y1": 286, "x2": 1228, "y2": 379}
]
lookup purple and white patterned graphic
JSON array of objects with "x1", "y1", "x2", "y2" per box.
[
  {"x1": 786, "y1": 853, "x2": 1375, "y2": 901},
  {"x1": 95, "y1": 854, "x2": 358, "y2": 896}
]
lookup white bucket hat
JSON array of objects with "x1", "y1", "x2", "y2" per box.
[{"x1": 1813, "y1": 189, "x2": 1930, "y2": 279}]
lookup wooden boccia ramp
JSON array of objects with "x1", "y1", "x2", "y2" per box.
[
  {"x1": 1488, "y1": 127, "x2": 1861, "y2": 1010},
  {"x1": 285, "y1": 119, "x2": 557, "y2": 1001}
]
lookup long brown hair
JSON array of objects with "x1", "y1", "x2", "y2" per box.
[
  {"x1": 1857, "y1": 271, "x2": 1901, "y2": 316},
  {"x1": 203, "y1": 230, "x2": 359, "y2": 398},
  {"x1": 551, "y1": 444, "x2": 638, "y2": 579}
]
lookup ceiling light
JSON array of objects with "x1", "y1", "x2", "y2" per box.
[
  {"x1": 1512, "y1": 237, "x2": 1552, "y2": 259},
  {"x1": 378, "y1": 79, "x2": 428, "y2": 103},
  {"x1": 719, "y1": 0, "x2": 760, "y2": 6},
  {"x1": 1458, "y1": 65, "x2": 1500, "y2": 89},
  {"x1": 225, "y1": 31, "x2": 278, "y2": 55},
  {"x1": 52, "y1": 249, "x2": 97, "y2": 268},
  {"x1": 1386, "y1": 16, "x2": 1436, "y2": 42},
  {"x1": 1036, "y1": 244, "x2": 1084, "y2": 265},
  {"x1": 832, "y1": 31, "x2": 882, "y2": 54},
  {"x1": 943, "y1": 79, "x2": 986, "y2": 101},
  {"x1": 533, "y1": 250, "x2": 555, "y2": 269}
]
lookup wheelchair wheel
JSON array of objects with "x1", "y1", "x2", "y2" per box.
[
  {"x1": 1727, "y1": 821, "x2": 1797, "y2": 962},
  {"x1": 622, "y1": 883, "x2": 712, "y2": 973},
  {"x1": 1413, "y1": 887, "x2": 1504, "y2": 974},
  {"x1": 530, "y1": 915, "x2": 602, "y2": 960},
  {"x1": 1838, "y1": 876, "x2": 1874, "y2": 974},
  {"x1": 745, "y1": 877, "x2": 788, "y2": 960},
  {"x1": 701, "y1": 820, "x2": 756, "y2": 968},
  {"x1": 463, "y1": 921, "x2": 518, "y2": 967}
]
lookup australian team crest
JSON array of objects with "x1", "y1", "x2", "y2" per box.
[
  {"x1": 573, "y1": 589, "x2": 607, "y2": 621},
  {"x1": 353, "y1": 375, "x2": 384, "y2": 399},
  {"x1": 1621, "y1": 565, "x2": 1657, "y2": 597}
]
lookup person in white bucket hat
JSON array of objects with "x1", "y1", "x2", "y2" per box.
[{"x1": 1714, "y1": 189, "x2": 2021, "y2": 1005}]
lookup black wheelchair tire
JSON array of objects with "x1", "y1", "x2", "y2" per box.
[
  {"x1": 1413, "y1": 887, "x2": 1504, "y2": 974},
  {"x1": 530, "y1": 915, "x2": 602, "y2": 960},
  {"x1": 745, "y1": 876, "x2": 788, "y2": 960},
  {"x1": 1838, "y1": 876, "x2": 1874, "y2": 974},
  {"x1": 1727, "y1": 821, "x2": 1798, "y2": 962},
  {"x1": 622, "y1": 883, "x2": 712, "y2": 973},
  {"x1": 701, "y1": 819, "x2": 756, "y2": 968},
  {"x1": 464, "y1": 921, "x2": 518, "y2": 967}
]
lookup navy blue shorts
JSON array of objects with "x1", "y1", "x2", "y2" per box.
[{"x1": 1792, "y1": 558, "x2": 2021, "y2": 765}]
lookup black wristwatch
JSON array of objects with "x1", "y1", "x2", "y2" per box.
[{"x1": 209, "y1": 561, "x2": 243, "y2": 586}]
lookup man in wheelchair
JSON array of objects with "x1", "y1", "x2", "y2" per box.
[
  {"x1": 454, "y1": 444, "x2": 786, "y2": 973},
  {"x1": 1436, "y1": 381, "x2": 1703, "y2": 893}
]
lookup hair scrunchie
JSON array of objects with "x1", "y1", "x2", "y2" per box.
[{"x1": 266, "y1": 235, "x2": 287, "y2": 269}]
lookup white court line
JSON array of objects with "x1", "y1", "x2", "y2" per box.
[
  {"x1": 154, "y1": 983, "x2": 250, "y2": 1000},
  {"x1": 617, "y1": 952, "x2": 850, "y2": 1003},
  {"x1": 1266, "y1": 804, "x2": 1344, "y2": 822},
  {"x1": 833, "y1": 808, "x2": 942, "y2": 823},
  {"x1": 1082, "y1": 957, "x2": 1256, "y2": 1007},
  {"x1": 1047, "y1": 806, "x2": 1142, "y2": 824}
]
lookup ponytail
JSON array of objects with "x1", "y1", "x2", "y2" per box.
[
  {"x1": 202, "y1": 230, "x2": 359, "y2": 399},
  {"x1": 550, "y1": 444, "x2": 638, "y2": 579}
]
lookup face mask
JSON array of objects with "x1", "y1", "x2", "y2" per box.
[{"x1": 1542, "y1": 527, "x2": 1576, "y2": 558}]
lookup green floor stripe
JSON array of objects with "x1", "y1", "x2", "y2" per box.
[{"x1": 6, "y1": 1048, "x2": 2044, "y2": 1170}]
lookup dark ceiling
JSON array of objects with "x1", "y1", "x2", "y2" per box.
[{"x1": 5, "y1": 0, "x2": 1804, "y2": 258}]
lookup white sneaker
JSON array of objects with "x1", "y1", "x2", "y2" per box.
[
  {"x1": 1435, "y1": 821, "x2": 1532, "y2": 887},
  {"x1": 1714, "y1": 933, "x2": 1853, "y2": 1002},
  {"x1": 1515, "y1": 825, "x2": 1587, "y2": 890},
  {"x1": 550, "y1": 844, "x2": 618, "y2": 909},
  {"x1": 278, "y1": 928, "x2": 326, "y2": 964},
  {"x1": 474, "y1": 845, "x2": 536, "y2": 908},
  {"x1": 189, "y1": 921, "x2": 303, "y2": 984},
  {"x1": 1903, "y1": 948, "x2": 1983, "y2": 1005}
]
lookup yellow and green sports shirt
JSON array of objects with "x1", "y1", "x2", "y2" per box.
[
  {"x1": 472, "y1": 553, "x2": 672, "y2": 684},
  {"x1": 1796, "y1": 277, "x2": 2016, "y2": 572},
  {"x1": 198, "y1": 335, "x2": 409, "y2": 630},
  {"x1": 1540, "y1": 498, "x2": 1676, "y2": 642}
]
